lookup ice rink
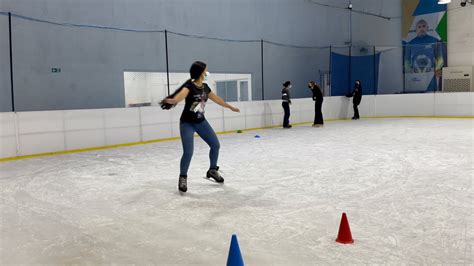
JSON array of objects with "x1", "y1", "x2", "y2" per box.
[{"x1": 1, "y1": 118, "x2": 473, "y2": 264}]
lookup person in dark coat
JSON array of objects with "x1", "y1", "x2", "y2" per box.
[
  {"x1": 346, "y1": 80, "x2": 363, "y2": 120},
  {"x1": 308, "y1": 81, "x2": 324, "y2": 127},
  {"x1": 281, "y1": 81, "x2": 292, "y2": 128}
]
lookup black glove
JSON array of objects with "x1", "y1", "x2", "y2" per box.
[{"x1": 160, "y1": 96, "x2": 176, "y2": 110}]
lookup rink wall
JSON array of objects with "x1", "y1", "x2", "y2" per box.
[{"x1": 1, "y1": 92, "x2": 473, "y2": 160}]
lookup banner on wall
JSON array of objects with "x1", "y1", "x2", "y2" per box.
[
  {"x1": 330, "y1": 52, "x2": 380, "y2": 96},
  {"x1": 402, "y1": 0, "x2": 447, "y2": 93}
]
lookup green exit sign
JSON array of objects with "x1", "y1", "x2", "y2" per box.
[{"x1": 52, "y1": 68, "x2": 61, "y2": 73}]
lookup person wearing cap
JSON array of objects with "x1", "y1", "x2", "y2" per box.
[{"x1": 346, "y1": 80, "x2": 363, "y2": 120}]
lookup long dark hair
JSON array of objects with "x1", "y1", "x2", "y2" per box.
[
  {"x1": 190, "y1": 61, "x2": 207, "y2": 80},
  {"x1": 308, "y1": 81, "x2": 321, "y2": 93},
  {"x1": 160, "y1": 61, "x2": 207, "y2": 110}
]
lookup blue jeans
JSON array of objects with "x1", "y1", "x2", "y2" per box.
[{"x1": 180, "y1": 120, "x2": 220, "y2": 176}]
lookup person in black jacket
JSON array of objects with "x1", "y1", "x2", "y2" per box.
[
  {"x1": 281, "y1": 81, "x2": 292, "y2": 128},
  {"x1": 308, "y1": 81, "x2": 324, "y2": 127},
  {"x1": 346, "y1": 80, "x2": 363, "y2": 120}
]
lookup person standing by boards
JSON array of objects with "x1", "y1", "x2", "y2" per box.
[
  {"x1": 281, "y1": 81, "x2": 292, "y2": 128},
  {"x1": 308, "y1": 81, "x2": 324, "y2": 127},
  {"x1": 346, "y1": 80, "x2": 363, "y2": 120}
]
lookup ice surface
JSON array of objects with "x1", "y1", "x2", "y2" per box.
[{"x1": 1, "y1": 118, "x2": 473, "y2": 264}]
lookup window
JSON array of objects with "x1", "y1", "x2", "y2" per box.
[
  {"x1": 124, "y1": 72, "x2": 252, "y2": 107},
  {"x1": 215, "y1": 79, "x2": 251, "y2": 102}
]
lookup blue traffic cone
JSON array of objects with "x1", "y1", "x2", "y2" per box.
[{"x1": 226, "y1": 234, "x2": 244, "y2": 266}]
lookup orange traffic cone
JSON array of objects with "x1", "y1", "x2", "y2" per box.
[{"x1": 336, "y1": 212, "x2": 354, "y2": 244}]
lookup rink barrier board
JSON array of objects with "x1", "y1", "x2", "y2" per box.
[{"x1": 1, "y1": 116, "x2": 472, "y2": 163}]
